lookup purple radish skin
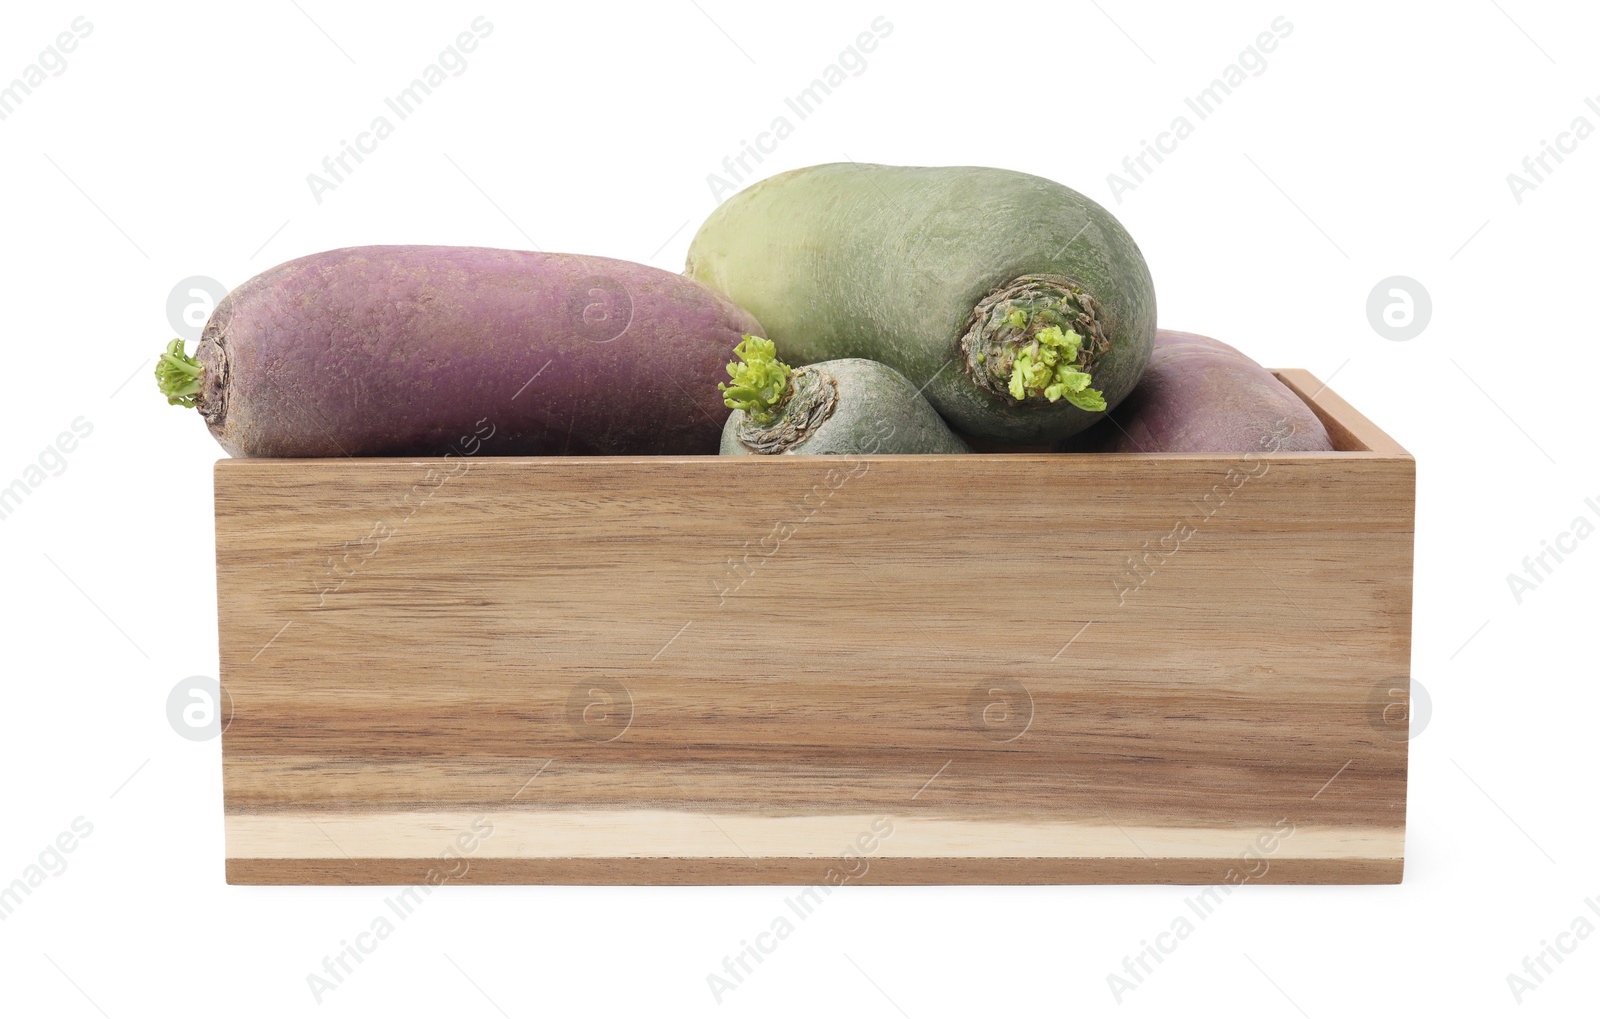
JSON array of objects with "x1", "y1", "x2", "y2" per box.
[
  {"x1": 1057, "y1": 330, "x2": 1334, "y2": 454},
  {"x1": 155, "y1": 245, "x2": 764, "y2": 457}
]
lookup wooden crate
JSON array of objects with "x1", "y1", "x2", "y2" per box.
[{"x1": 216, "y1": 370, "x2": 1413, "y2": 885}]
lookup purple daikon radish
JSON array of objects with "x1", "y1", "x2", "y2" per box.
[
  {"x1": 1057, "y1": 330, "x2": 1334, "y2": 453},
  {"x1": 155, "y1": 245, "x2": 763, "y2": 456}
]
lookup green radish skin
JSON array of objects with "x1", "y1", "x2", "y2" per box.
[
  {"x1": 686, "y1": 163, "x2": 1157, "y2": 443},
  {"x1": 721, "y1": 357, "x2": 970, "y2": 456}
]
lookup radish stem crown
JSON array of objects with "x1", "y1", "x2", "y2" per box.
[
  {"x1": 156, "y1": 338, "x2": 205, "y2": 408},
  {"x1": 719, "y1": 335, "x2": 792, "y2": 424},
  {"x1": 961, "y1": 275, "x2": 1111, "y2": 413},
  {"x1": 730, "y1": 366, "x2": 839, "y2": 454},
  {"x1": 1008, "y1": 325, "x2": 1105, "y2": 410}
]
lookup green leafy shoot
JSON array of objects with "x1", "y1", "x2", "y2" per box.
[
  {"x1": 718, "y1": 335, "x2": 793, "y2": 424},
  {"x1": 1007, "y1": 325, "x2": 1106, "y2": 411},
  {"x1": 155, "y1": 338, "x2": 205, "y2": 408}
]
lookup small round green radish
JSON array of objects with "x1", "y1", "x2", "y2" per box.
[
  {"x1": 1057, "y1": 330, "x2": 1334, "y2": 453},
  {"x1": 685, "y1": 162, "x2": 1157, "y2": 444},
  {"x1": 717, "y1": 336, "x2": 968, "y2": 455}
]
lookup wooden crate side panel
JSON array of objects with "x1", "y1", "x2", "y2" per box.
[{"x1": 218, "y1": 449, "x2": 1412, "y2": 878}]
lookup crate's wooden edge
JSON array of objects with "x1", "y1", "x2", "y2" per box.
[
  {"x1": 1270, "y1": 369, "x2": 1411, "y2": 457},
  {"x1": 205, "y1": 370, "x2": 1407, "y2": 471},
  {"x1": 211, "y1": 450, "x2": 1406, "y2": 474},
  {"x1": 225, "y1": 856, "x2": 1403, "y2": 885}
]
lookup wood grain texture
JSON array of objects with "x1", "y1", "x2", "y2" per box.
[
  {"x1": 216, "y1": 372, "x2": 1414, "y2": 884},
  {"x1": 227, "y1": 857, "x2": 1402, "y2": 885}
]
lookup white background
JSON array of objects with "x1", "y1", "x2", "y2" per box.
[{"x1": 1, "y1": 1, "x2": 1596, "y2": 1015}]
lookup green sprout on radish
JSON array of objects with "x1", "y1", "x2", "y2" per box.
[
  {"x1": 718, "y1": 334, "x2": 793, "y2": 424},
  {"x1": 156, "y1": 338, "x2": 205, "y2": 408},
  {"x1": 1006, "y1": 324, "x2": 1106, "y2": 411}
]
